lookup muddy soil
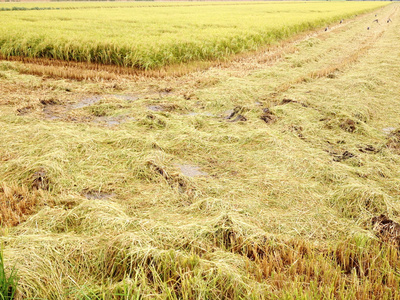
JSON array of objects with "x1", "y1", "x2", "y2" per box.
[
  {"x1": 372, "y1": 214, "x2": 400, "y2": 245},
  {"x1": 39, "y1": 94, "x2": 138, "y2": 125},
  {"x1": 82, "y1": 189, "x2": 116, "y2": 200},
  {"x1": 223, "y1": 106, "x2": 248, "y2": 122},
  {"x1": 31, "y1": 169, "x2": 50, "y2": 191},
  {"x1": 260, "y1": 108, "x2": 277, "y2": 124},
  {"x1": 177, "y1": 164, "x2": 208, "y2": 177}
]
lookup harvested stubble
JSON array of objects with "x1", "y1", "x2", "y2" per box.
[{"x1": 1, "y1": 2, "x2": 400, "y2": 299}]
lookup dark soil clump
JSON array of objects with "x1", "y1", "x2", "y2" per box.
[
  {"x1": 228, "y1": 115, "x2": 247, "y2": 122},
  {"x1": 289, "y1": 125, "x2": 305, "y2": 139},
  {"x1": 340, "y1": 119, "x2": 356, "y2": 133},
  {"x1": 224, "y1": 106, "x2": 247, "y2": 122},
  {"x1": 82, "y1": 189, "x2": 116, "y2": 200},
  {"x1": 260, "y1": 108, "x2": 276, "y2": 124},
  {"x1": 280, "y1": 98, "x2": 308, "y2": 107},
  {"x1": 147, "y1": 161, "x2": 195, "y2": 197},
  {"x1": 332, "y1": 151, "x2": 355, "y2": 162},
  {"x1": 372, "y1": 214, "x2": 400, "y2": 245},
  {"x1": 386, "y1": 129, "x2": 400, "y2": 152},
  {"x1": 16, "y1": 106, "x2": 34, "y2": 116},
  {"x1": 358, "y1": 144, "x2": 378, "y2": 153},
  {"x1": 147, "y1": 103, "x2": 179, "y2": 112},
  {"x1": 40, "y1": 98, "x2": 60, "y2": 106},
  {"x1": 31, "y1": 169, "x2": 49, "y2": 191}
]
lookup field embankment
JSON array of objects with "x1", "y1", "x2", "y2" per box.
[{"x1": 1, "y1": 2, "x2": 400, "y2": 299}]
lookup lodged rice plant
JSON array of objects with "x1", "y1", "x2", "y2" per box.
[{"x1": 1, "y1": 2, "x2": 400, "y2": 298}]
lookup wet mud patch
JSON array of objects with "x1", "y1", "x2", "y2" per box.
[
  {"x1": 39, "y1": 98, "x2": 64, "y2": 119},
  {"x1": 182, "y1": 91, "x2": 198, "y2": 101},
  {"x1": 257, "y1": 97, "x2": 310, "y2": 121},
  {"x1": 70, "y1": 96, "x2": 103, "y2": 109},
  {"x1": 372, "y1": 214, "x2": 400, "y2": 245},
  {"x1": 147, "y1": 105, "x2": 166, "y2": 112},
  {"x1": 325, "y1": 147, "x2": 356, "y2": 162},
  {"x1": 357, "y1": 144, "x2": 378, "y2": 153},
  {"x1": 93, "y1": 115, "x2": 135, "y2": 127},
  {"x1": 147, "y1": 103, "x2": 180, "y2": 112},
  {"x1": 332, "y1": 151, "x2": 355, "y2": 162},
  {"x1": 16, "y1": 105, "x2": 35, "y2": 116},
  {"x1": 386, "y1": 129, "x2": 400, "y2": 153},
  {"x1": 85, "y1": 102, "x2": 130, "y2": 118},
  {"x1": 30, "y1": 168, "x2": 50, "y2": 191},
  {"x1": 42, "y1": 105, "x2": 66, "y2": 120},
  {"x1": 157, "y1": 87, "x2": 173, "y2": 98},
  {"x1": 16, "y1": 97, "x2": 59, "y2": 116},
  {"x1": 223, "y1": 106, "x2": 248, "y2": 122},
  {"x1": 184, "y1": 111, "x2": 215, "y2": 117},
  {"x1": 40, "y1": 95, "x2": 101, "y2": 120},
  {"x1": 140, "y1": 114, "x2": 167, "y2": 129},
  {"x1": 111, "y1": 94, "x2": 139, "y2": 102},
  {"x1": 82, "y1": 189, "x2": 116, "y2": 200},
  {"x1": 147, "y1": 161, "x2": 196, "y2": 198},
  {"x1": 40, "y1": 98, "x2": 61, "y2": 106},
  {"x1": 383, "y1": 127, "x2": 396, "y2": 135},
  {"x1": 288, "y1": 125, "x2": 305, "y2": 139},
  {"x1": 340, "y1": 119, "x2": 356, "y2": 133},
  {"x1": 322, "y1": 117, "x2": 358, "y2": 133},
  {"x1": 279, "y1": 98, "x2": 308, "y2": 108},
  {"x1": 39, "y1": 94, "x2": 137, "y2": 126},
  {"x1": 176, "y1": 164, "x2": 208, "y2": 177}
]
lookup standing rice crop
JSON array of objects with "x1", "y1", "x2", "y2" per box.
[{"x1": 0, "y1": 1, "x2": 388, "y2": 69}]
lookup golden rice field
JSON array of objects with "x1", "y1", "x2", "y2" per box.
[
  {"x1": 2, "y1": 1, "x2": 400, "y2": 299},
  {"x1": 0, "y1": 1, "x2": 388, "y2": 69}
]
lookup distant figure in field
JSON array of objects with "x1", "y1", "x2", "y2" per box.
[
  {"x1": 367, "y1": 27, "x2": 370, "y2": 30},
  {"x1": 340, "y1": 19, "x2": 343, "y2": 24},
  {"x1": 387, "y1": 18, "x2": 392, "y2": 23},
  {"x1": 325, "y1": 27, "x2": 328, "y2": 31},
  {"x1": 375, "y1": 14, "x2": 378, "y2": 17},
  {"x1": 373, "y1": 19, "x2": 379, "y2": 23}
]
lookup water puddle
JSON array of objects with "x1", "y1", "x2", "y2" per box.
[
  {"x1": 70, "y1": 96, "x2": 102, "y2": 109},
  {"x1": 223, "y1": 107, "x2": 247, "y2": 122},
  {"x1": 71, "y1": 94, "x2": 138, "y2": 109},
  {"x1": 177, "y1": 164, "x2": 208, "y2": 177},
  {"x1": 16, "y1": 106, "x2": 34, "y2": 116},
  {"x1": 83, "y1": 191, "x2": 116, "y2": 200},
  {"x1": 111, "y1": 94, "x2": 139, "y2": 102},
  {"x1": 42, "y1": 93, "x2": 139, "y2": 123},
  {"x1": 147, "y1": 103, "x2": 180, "y2": 112},
  {"x1": 147, "y1": 105, "x2": 166, "y2": 112},
  {"x1": 42, "y1": 107, "x2": 62, "y2": 120},
  {"x1": 383, "y1": 127, "x2": 396, "y2": 135},
  {"x1": 185, "y1": 112, "x2": 215, "y2": 117},
  {"x1": 94, "y1": 116, "x2": 135, "y2": 127}
]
